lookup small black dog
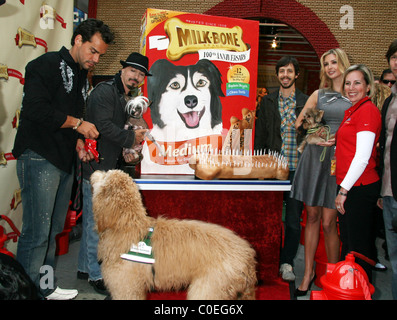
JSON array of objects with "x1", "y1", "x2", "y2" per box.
[{"x1": 0, "y1": 253, "x2": 39, "y2": 300}]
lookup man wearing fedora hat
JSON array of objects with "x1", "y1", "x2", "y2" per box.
[
  {"x1": 120, "y1": 52, "x2": 152, "y2": 77},
  {"x1": 78, "y1": 52, "x2": 151, "y2": 295}
]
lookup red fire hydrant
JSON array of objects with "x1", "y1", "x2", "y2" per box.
[
  {"x1": 310, "y1": 252, "x2": 375, "y2": 300},
  {"x1": 55, "y1": 202, "x2": 81, "y2": 256},
  {"x1": 0, "y1": 215, "x2": 21, "y2": 258}
]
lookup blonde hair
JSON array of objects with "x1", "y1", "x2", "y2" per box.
[
  {"x1": 319, "y1": 48, "x2": 351, "y2": 90},
  {"x1": 371, "y1": 82, "x2": 391, "y2": 112},
  {"x1": 342, "y1": 64, "x2": 375, "y2": 99}
]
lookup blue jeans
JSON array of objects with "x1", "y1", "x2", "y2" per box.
[
  {"x1": 77, "y1": 178, "x2": 102, "y2": 281},
  {"x1": 383, "y1": 196, "x2": 397, "y2": 300},
  {"x1": 16, "y1": 149, "x2": 73, "y2": 297}
]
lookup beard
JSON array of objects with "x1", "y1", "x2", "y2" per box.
[
  {"x1": 279, "y1": 77, "x2": 296, "y2": 89},
  {"x1": 123, "y1": 74, "x2": 140, "y2": 91},
  {"x1": 126, "y1": 79, "x2": 139, "y2": 90}
]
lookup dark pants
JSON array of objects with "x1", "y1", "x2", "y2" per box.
[
  {"x1": 338, "y1": 180, "x2": 380, "y2": 283},
  {"x1": 280, "y1": 170, "x2": 304, "y2": 266}
]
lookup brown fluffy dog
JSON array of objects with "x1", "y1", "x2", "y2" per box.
[
  {"x1": 90, "y1": 169, "x2": 257, "y2": 300},
  {"x1": 297, "y1": 107, "x2": 333, "y2": 153}
]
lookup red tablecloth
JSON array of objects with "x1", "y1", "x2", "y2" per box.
[{"x1": 140, "y1": 189, "x2": 283, "y2": 280}]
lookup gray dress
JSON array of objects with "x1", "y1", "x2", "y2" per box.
[{"x1": 290, "y1": 88, "x2": 351, "y2": 208}]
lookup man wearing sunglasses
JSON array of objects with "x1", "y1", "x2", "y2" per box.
[
  {"x1": 77, "y1": 52, "x2": 150, "y2": 295},
  {"x1": 380, "y1": 68, "x2": 396, "y2": 88},
  {"x1": 378, "y1": 39, "x2": 397, "y2": 300}
]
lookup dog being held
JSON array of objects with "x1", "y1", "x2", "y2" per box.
[
  {"x1": 122, "y1": 96, "x2": 150, "y2": 164},
  {"x1": 91, "y1": 169, "x2": 257, "y2": 300},
  {"x1": 297, "y1": 107, "x2": 333, "y2": 153}
]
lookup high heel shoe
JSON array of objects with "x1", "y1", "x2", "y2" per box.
[{"x1": 294, "y1": 274, "x2": 316, "y2": 297}]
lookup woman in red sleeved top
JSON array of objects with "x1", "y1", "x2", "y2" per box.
[{"x1": 334, "y1": 64, "x2": 382, "y2": 282}]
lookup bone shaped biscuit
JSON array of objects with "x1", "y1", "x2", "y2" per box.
[{"x1": 164, "y1": 17, "x2": 248, "y2": 61}]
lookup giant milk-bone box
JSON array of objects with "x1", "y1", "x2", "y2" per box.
[{"x1": 140, "y1": 8, "x2": 259, "y2": 174}]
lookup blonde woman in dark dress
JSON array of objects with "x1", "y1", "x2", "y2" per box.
[{"x1": 291, "y1": 48, "x2": 351, "y2": 296}]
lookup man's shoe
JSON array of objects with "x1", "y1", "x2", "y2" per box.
[
  {"x1": 77, "y1": 271, "x2": 89, "y2": 280},
  {"x1": 373, "y1": 262, "x2": 388, "y2": 272},
  {"x1": 45, "y1": 287, "x2": 78, "y2": 300},
  {"x1": 89, "y1": 279, "x2": 109, "y2": 295},
  {"x1": 279, "y1": 263, "x2": 296, "y2": 281}
]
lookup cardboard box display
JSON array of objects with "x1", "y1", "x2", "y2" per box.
[{"x1": 140, "y1": 8, "x2": 259, "y2": 174}]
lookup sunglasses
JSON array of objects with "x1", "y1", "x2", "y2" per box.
[{"x1": 382, "y1": 80, "x2": 396, "y2": 85}]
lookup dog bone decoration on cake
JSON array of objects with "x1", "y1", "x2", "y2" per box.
[{"x1": 189, "y1": 149, "x2": 289, "y2": 180}]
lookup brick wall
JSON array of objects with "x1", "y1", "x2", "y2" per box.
[
  {"x1": 94, "y1": 0, "x2": 222, "y2": 75},
  {"x1": 297, "y1": 0, "x2": 396, "y2": 79},
  {"x1": 95, "y1": 0, "x2": 396, "y2": 81}
]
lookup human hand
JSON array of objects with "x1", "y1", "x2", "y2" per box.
[
  {"x1": 76, "y1": 139, "x2": 96, "y2": 163},
  {"x1": 335, "y1": 188, "x2": 347, "y2": 214},
  {"x1": 78, "y1": 148, "x2": 96, "y2": 163},
  {"x1": 377, "y1": 198, "x2": 383, "y2": 210},
  {"x1": 134, "y1": 129, "x2": 148, "y2": 145},
  {"x1": 317, "y1": 138, "x2": 335, "y2": 147},
  {"x1": 77, "y1": 121, "x2": 99, "y2": 139},
  {"x1": 123, "y1": 148, "x2": 142, "y2": 164}
]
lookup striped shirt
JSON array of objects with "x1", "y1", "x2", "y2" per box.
[{"x1": 279, "y1": 90, "x2": 298, "y2": 170}]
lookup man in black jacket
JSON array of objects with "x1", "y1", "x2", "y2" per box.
[
  {"x1": 378, "y1": 39, "x2": 397, "y2": 300},
  {"x1": 12, "y1": 19, "x2": 114, "y2": 300},
  {"x1": 254, "y1": 56, "x2": 308, "y2": 282},
  {"x1": 77, "y1": 53, "x2": 150, "y2": 294}
]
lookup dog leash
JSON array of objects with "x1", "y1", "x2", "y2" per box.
[{"x1": 307, "y1": 125, "x2": 331, "y2": 162}]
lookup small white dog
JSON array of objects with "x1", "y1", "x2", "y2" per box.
[{"x1": 122, "y1": 96, "x2": 150, "y2": 163}]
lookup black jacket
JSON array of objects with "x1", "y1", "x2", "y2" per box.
[
  {"x1": 82, "y1": 72, "x2": 135, "y2": 180},
  {"x1": 379, "y1": 93, "x2": 397, "y2": 200},
  {"x1": 13, "y1": 46, "x2": 89, "y2": 173},
  {"x1": 254, "y1": 88, "x2": 308, "y2": 152}
]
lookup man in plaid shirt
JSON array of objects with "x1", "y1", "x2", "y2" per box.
[
  {"x1": 279, "y1": 90, "x2": 299, "y2": 170},
  {"x1": 254, "y1": 56, "x2": 308, "y2": 282}
]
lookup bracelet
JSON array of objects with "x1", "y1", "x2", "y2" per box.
[
  {"x1": 338, "y1": 191, "x2": 348, "y2": 196},
  {"x1": 73, "y1": 118, "x2": 83, "y2": 130}
]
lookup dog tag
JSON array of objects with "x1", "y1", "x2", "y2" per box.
[{"x1": 330, "y1": 153, "x2": 336, "y2": 176}]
